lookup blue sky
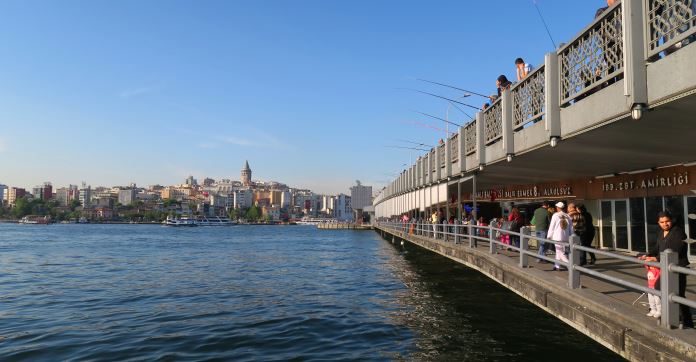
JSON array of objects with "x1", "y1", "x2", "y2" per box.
[{"x1": 0, "y1": 0, "x2": 604, "y2": 194}]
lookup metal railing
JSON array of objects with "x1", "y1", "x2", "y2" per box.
[
  {"x1": 511, "y1": 65, "x2": 546, "y2": 129},
  {"x1": 464, "y1": 121, "x2": 476, "y2": 155},
  {"x1": 646, "y1": 0, "x2": 696, "y2": 58},
  {"x1": 450, "y1": 134, "x2": 459, "y2": 163},
  {"x1": 377, "y1": 221, "x2": 694, "y2": 329},
  {"x1": 559, "y1": 2, "x2": 624, "y2": 105},
  {"x1": 483, "y1": 99, "x2": 503, "y2": 145}
]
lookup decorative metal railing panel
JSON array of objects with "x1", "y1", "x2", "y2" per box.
[
  {"x1": 439, "y1": 144, "x2": 446, "y2": 168},
  {"x1": 464, "y1": 121, "x2": 476, "y2": 155},
  {"x1": 646, "y1": 0, "x2": 696, "y2": 57},
  {"x1": 430, "y1": 150, "x2": 436, "y2": 172},
  {"x1": 559, "y1": 4, "x2": 624, "y2": 105},
  {"x1": 450, "y1": 134, "x2": 459, "y2": 163},
  {"x1": 483, "y1": 100, "x2": 502, "y2": 145},
  {"x1": 511, "y1": 65, "x2": 545, "y2": 129}
]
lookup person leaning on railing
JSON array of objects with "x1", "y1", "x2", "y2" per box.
[{"x1": 647, "y1": 211, "x2": 694, "y2": 328}]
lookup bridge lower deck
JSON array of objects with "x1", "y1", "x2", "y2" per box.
[{"x1": 376, "y1": 226, "x2": 696, "y2": 361}]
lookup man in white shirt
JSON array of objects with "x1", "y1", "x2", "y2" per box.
[{"x1": 547, "y1": 202, "x2": 574, "y2": 270}]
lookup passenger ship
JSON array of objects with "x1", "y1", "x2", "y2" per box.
[{"x1": 163, "y1": 215, "x2": 237, "y2": 227}]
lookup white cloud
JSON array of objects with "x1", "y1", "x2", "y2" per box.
[
  {"x1": 220, "y1": 136, "x2": 257, "y2": 147},
  {"x1": 119, "y1": 86, "x2": 157, "y2": 98},
  {"x1": 198, "y1": 142, "x2": 219, "y2": 149}
]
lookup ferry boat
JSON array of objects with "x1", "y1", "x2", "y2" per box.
[
  {"x1": 163, "y1": 216, "x2": 198, "y2": 227},
  {"x1": 19, "y1": 215, "x2": 52, "y2": 225},
  {"x1": 195, "y1": 216, "x2": 237, "y2": 226},
  {"x1": 295, "y1": 217, "x2": 337, "y2": 225}
]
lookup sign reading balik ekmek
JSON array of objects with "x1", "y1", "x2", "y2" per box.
[{"x1": 477, "y1": 185, "x2": 573, "y2": 200}]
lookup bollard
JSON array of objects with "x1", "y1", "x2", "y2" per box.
[
  {"x1": 454, "y1": 220, "x2": 460, "y2": 244},
  {"x1": 660, "y1": 250, "x2": 679, "y2": 329},
  {"x1": 489, "y1": 225, "x2": 496, "y2": 254},
  {"x1": 519, "y1": 226, "x2": 531, "y2": 268},
  {"x1": 568, "y1": 235, "x2": 581, "y2": 289}
]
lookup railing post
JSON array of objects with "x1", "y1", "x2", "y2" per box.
[
  {"x1": 501, "y1": 88, "x2": 514, "y2": 157},
  {"x1": 519, "y1": 226, "x2": 531, "y2": 268},
  {"x1": 454, "y1": 220, "x2": 460, "y2": 244},
  {"x1": 568, "y1": 235, "x2": 581, "y2": 289},
  {"x1": 660, "y1": 250, "x2": 679, "y2": 329},
  {"x1": 468, "y1": 223, "x2": 474, "y2": 248},
  {"x1": 489, "y1": 225, "x2": 496, "y2": 254},
  {"x1": 544, "y1": 52, "x2": 560, "y2": 141},
  {"x1": 476, "y1": 111, "x2": 486, "y2": 169}
]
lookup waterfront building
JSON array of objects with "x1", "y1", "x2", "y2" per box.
[
  {"x1": 241, "y1": 161, "x2": 252, "y2": 186},
  {"x1": 31, "y1": 182, "x2": 53, "y2": 201},
  {"x1": 161, "y1": 186, "x2": 195, "y2": 201},
  {"x1": 55, "y1": 187, "x2": 70, "y2": 206},
  {"x1": 280, "y1": 190, "x2": 292, "y2": 209},
  {"x1": 350, "y1": 180, "x2": 372, "y2": 209},
  {"x1": 185, "y1": 175, "x2": 197, "y2": 187},
  {"x1": 79, "y1": 183, "x2": 91, "y2": 207},
  {"x1": 7, "y1": 187, "x2": 26, "y2": 206},
  {"x1": 0, "y1": 184, "x2": 6, "y2": 206},
  {"x1": 118, "y1": 189, "x2": 137, "y2": 206},
  {"x1": 202, "y1": 177, "x2": 215, "y2": 187},
  {"x1": 232, "y1": 188, "x2": 253, "y2": 209}
]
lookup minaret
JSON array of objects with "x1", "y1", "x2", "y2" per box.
[{"x1": 241, "y1": 160, "x2": 252, "y2": 186}]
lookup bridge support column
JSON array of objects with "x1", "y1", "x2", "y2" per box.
[{"x1": 489, "y1": 225, "x2": 496, "y2": 254}]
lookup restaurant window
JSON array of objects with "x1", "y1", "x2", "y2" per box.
[
  {"x1": 630, "y1": 198, "x2": 646, "y2": 253},
  {"x1": 645, "y1": 197, "x2": 662, "y2": 253},
  {"x1": 688, "y1": 197, "x2": 696, "y2": 256}
]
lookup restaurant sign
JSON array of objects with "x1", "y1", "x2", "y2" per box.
[
  {"x1": 601, "y1": 172, "x2": 689, "y2": 192},
  {"x1": 477, "y1": 185, "x2": 573, "y2": 200}
]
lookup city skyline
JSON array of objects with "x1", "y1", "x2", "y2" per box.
[{"x1": 0, "y1": 1, "x2": 603, "y2": 194}]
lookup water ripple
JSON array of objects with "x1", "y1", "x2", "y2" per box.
[{"x1": 0, "y1": 224, "x2": 620, "y2": 361}]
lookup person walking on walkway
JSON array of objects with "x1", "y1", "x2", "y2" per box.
[
  {"x1": 532, "y1": 201, "x2": 551, "y2": 262},
  {"x1": 648, "y1": 211, "x2": 694, "y2": 328},
  {"x1": 578, "y1": 204, "x2": 596, "y2": 265},
  {"x1": 508, "y1": 207, "x2": 522, "y2": 248},
  {"x1": 547, "y1": 202, "x2": 574, "y2": 271}
]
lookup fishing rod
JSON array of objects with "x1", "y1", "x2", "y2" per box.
[
  {"x1": 383, "y1": 145, "x2": 431, "y2": 152},
  {"x1": 399, "y1": 88, "x2": 483, "y2": 111},
  {"x1": 400, "y1": 120, "x2": 456, "y2": 135},
  {"x1": 412, "y1": 110, "x2": 461, "y2": 128},
  {"x1": 447, "y1": 102, "x2": 475, "y2": 121},
  {"x1": 533, "y1": 0, "x2": 557, "y2": 49},
  {"x1": 414, "y1": 78, "x2": 489, "y2": 99},
  {"x1": 394, "y1": 139, "x2": 434, "y2": 148}
]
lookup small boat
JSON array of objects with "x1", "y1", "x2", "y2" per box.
[
  {"x1": 19, "y1": 215, "x2": 51, "y2": 225},
  {"x1": 163, "y1": 216, "x2": 198, "y2": 227}
]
